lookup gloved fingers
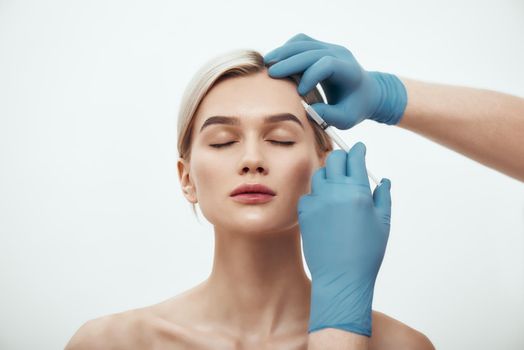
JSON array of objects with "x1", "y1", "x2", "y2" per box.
[
  {"x1": 373, "y1": 178, "x2": 392, "y2": 220},
  {"x1": 298, "y1": 56, "x2": 362, "y2": 96},
  {"x1": 310, "y1": 166, "x2": 326, "y2": 195},
  {"x1": 310, "y1": 102, "x2": 358, "y2": 130},
  {"x1": 283, "y1": 32, "x2": 319, "y2": 44},
  {"x1": 264, "y1": 41, "x2": 326, "y2": 64},
  {"x1": 297, "y1": 56, "x2": 337, "y2": 95},
  {"x1": 267, "y1": 49, "x2": 332, "y2": 78},
  {"x1": 347, "y1": 142, "x2": 371, "y2": 190},
  {"x1": 325, "y1": 149, "x2": 348, "y2": 180},
  {"x1": 283, "y1": 33, "x2": 338, "y2": 50}
]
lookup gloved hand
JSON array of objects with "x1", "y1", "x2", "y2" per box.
[
  {"x1": 264, "y1": 33, "x2": 408, "y2": 129},
  {"x1": 297, "y1": 142, "x2": 392, "y2": 336}
]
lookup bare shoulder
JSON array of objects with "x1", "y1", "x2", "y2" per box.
[
  {"x1": 64, "y1": 283, "x2": 232, "y2": 350},
  {"x1": 64, "y1": 309, "x2": 154, "y2": 350},
  {"x1": 370, "y1": 310, "x2": 435, "y2": 350},
  {"x1": 64, "y1": 303, "x2": 226, "y2": 349}
]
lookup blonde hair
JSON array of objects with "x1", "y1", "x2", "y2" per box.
[{"x1": 177, "y1": 49, "x2": 334, "y2": 218}]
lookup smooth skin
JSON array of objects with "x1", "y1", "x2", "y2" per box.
[
  {"x1": 398, "y1": 78, "x2": 524, "y2": 182},
  {"x1": 65, "y1": 69, "x2": 433, "y2": 349}
]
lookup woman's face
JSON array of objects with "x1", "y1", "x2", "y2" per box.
[{"x1": 178, "y1": 68, "x2": 327, "y2": 235}]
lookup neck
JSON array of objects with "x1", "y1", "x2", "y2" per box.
[{"x1": 202, "y1": 223, "x2": 311, "y2": 338}]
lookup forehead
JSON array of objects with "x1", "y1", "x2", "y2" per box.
[{"x1": 193, "y1": 70, "x2": 307, "y2": 129}]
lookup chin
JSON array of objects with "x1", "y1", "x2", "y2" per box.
[
  {"x1": 200, "y1": 199, "x2": 299, "y2": 233},
  {"x1": 220, "y1": 213, "x2": 299, "y2": 236}
]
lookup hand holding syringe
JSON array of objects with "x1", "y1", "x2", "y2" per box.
[
  {"x1": 301, "y1": 100, "x2": 381, "y2": 187},
  {"x1": 264, "y1": 33, "x2": 407, "y2": 188},
  {"x1": 266, "y1": 32, "x2": 397, "y2": 339}
]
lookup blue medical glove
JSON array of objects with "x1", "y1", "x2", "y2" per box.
[
  {"x1": 264, "y1": 33, "x2": 407, "y2": 129},
  {"x1": 297, "y1": 142, "x2": 392, "y2": 336}
]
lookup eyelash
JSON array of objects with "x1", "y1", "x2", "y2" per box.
[{"x1": 210, "y1": 141, "x2": 295, "y2": 148}]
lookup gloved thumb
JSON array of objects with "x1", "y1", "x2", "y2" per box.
[
  {"x1": 310, "y1": 102, "x2": 357, "y2": 130},
  {"x1": 373, "y1": 178, "x2": 392, "y2": 223}
]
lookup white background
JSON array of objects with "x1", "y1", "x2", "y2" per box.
[{"x1": 1, "y1": 0, "x2": 523, "y2": 349}]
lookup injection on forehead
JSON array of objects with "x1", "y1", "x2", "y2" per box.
[{"x1": 300, "y1": 99, "x2": 380, "y2": 187}]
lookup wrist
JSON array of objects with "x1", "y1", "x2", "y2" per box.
[
  {"x1": 309, "y1": 277, "x2": 375, "y2": 336},
  {"x1": 308, "y1": 327, "x2": 370, "y2": 349},
  {"x1": 367, "y1": 71, "x2": 408, "y2": 125}
]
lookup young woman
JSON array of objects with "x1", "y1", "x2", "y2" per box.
[{"x1": 65, "y1": 50, "x2": 434, "y2": 350}]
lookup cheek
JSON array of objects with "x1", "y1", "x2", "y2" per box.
[
  {"x1": 274, "y1": 151, "x2": 319, "y2": 227},
  {"x1": 282, "y1": 153, "x2": 318, "y2": 198},
  {"x1": 189, "y1": 150, "x2": 231, "y2": 198}
]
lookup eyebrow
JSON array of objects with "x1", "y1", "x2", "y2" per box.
[{"x1": 199, "y1": 113, "x2": 304, "y2": 133}]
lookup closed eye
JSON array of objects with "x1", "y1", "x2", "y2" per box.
[
  {"x1": 209, "y1": 141, "x2": 295, "y2": 148},
  {"x1": 209, "y1": 141, "x2": 236, "y2": 148},
  {"x1": 269, "y1": 141, "x2": 295, "y2": 146}
]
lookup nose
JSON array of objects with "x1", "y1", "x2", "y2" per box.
[
  {"x1": 238, "y1": 139, "x2": 268, "y2": 175},
  {"x1": 241, "y1": 163, "x2": 266, "y2": 175}
]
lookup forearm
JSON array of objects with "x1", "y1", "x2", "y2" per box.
[
  {"x1": 308, "y1": 328, "x2": 369, "y2": 350},
  {"x1": 397, "y1": 77, "x2": 524, "y2": 181}
]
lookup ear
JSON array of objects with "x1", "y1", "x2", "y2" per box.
[{"x1": 177, "y1": 157, "x2": 197, "y2": 203}]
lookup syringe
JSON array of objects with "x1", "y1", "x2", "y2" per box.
[{"x1": 301, "y1": 100, "x2": 380, "y2": 187}]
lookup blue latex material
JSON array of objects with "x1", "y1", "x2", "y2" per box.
[
  {"x1": 264, "y1": 33, "x2": 407, "y2": 129},
  {"x1": 297, "y1": 143, "x2": 392, "y2": 336}
]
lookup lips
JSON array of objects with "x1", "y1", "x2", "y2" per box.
[{"x1": 230, "y1": 183, "x2": 276, "y2": 197}]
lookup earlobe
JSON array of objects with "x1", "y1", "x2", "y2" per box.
[
  {"x1": 185, "y1": 187, "x2": 198, "y2": 203},
  {"x1": 177, "y1": 157, "x2": 186, "y2": 183},
  {"x1": 182, "y1": 186, "x2": 197, "y2": 203}
]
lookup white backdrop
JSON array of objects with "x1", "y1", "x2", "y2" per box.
[{"x1": 1, "y1": 0, "x2": 523, "y2": 349}]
